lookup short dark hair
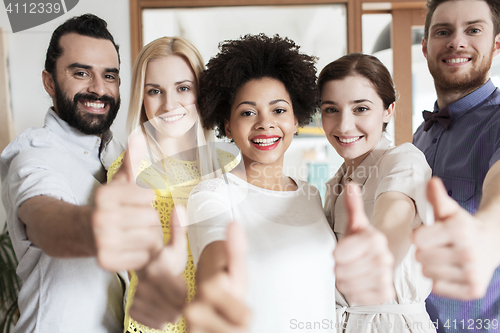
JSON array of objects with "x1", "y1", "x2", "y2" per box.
[
  {"x1": 198, "y1": 34, "x2": 318, "y2": 138},
  {"x1": 318, "y1": 53, "x2": 396, "y2": 131},
  {"x1": 44, "y1": 14, "x2": 120, "y2": 75},
  {"x1": 424, "y1": 0, "x2": 500, "y2": 40}
]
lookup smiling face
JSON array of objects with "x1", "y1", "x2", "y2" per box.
[
  {"x1": 143, "y1": 55, "x2": 199, "y2": 139},
  {"x1": 423, "y1": 0, "x2": 500, "y2": 94},
  {"x1": 321, "y1": 75, "x2": 394, "y2": 168},
  {"x1": 42, "y1": 33, "x2": 121, "y2": 135},
  {"x1": 225, "y1": 77, "x2": 298, "y2": 168}
]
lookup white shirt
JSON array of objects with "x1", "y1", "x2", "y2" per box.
[
  {"x1": 188, "y1": 173, "x2": 337, "y2": 333},
  {"x1": 0, "y1": 109, "x2": 126, "y2": 333}
]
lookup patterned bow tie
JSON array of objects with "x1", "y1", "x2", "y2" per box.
[{"x1": 422, "y1": 107, "x2": 452, "y2": 132}]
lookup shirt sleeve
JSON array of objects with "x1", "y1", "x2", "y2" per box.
[
  {"x1": 187, "y1": 179, "x2": 234, "y2": 266},
  {"x1": 375, "y1": 143, "x2": 433, "y2": 228},
  {"x1": 1, "y1": 151, "x2": 77, "y2": 259}
]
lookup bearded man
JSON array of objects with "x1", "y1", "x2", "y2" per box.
[
  {"x1": 0, "y1": 14, "x2": 127, "y2": 332},
  {"x1": 412, "y1": 0, "x2": 500, "y2": 332}
]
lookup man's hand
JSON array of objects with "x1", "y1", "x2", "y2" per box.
[
  {"x1": 185, "y1": 223, "x2": 251, "y2": 333},
  {"x1": 129, "y1": 206, "x2": 189, "y2": 329},
  {"x1": 334, "y1": 183, "x2": 395, "y2": 305},
  {"x1": 93, "y1": 135, "x2": 163, "y2": 271},
  {"x1": 414, "y1": 177, "x2": 497, "y2": 300}
]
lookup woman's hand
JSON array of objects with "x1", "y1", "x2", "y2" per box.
[{"x1": 185, "y1": 223, "x2": 251, "y2": 333}]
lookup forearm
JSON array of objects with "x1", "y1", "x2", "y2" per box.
[
  {"x1": 372, "y1": 192, "x2": 415, "y2": 267},
  {"x1": 196, "y1": 241, "x2": 228, "y2": 284},
  {"x1": 475, "y1": 160, "x2": 500, "y2": 262},
  {"x1": 19, "y1": 196, "x2": 96, "y2": 257}
]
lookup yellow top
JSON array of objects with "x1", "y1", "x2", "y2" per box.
[{"x1": 107, "y1": 149, "x2": 236, "y2": 333}]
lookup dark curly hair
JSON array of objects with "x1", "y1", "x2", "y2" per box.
[{"x1": 198, "y1": 34, "x2": 318, "y2": 138}]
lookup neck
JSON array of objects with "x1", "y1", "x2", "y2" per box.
[
  {"x1": 435, "y1": 81, "x2": 487, "y2": 109},
  {"x1": 154, "y1": 128, "x2": 197, "y2": 161},
  {"x1": 239, "y1": 156, "x2": 296, "y2": 191}
]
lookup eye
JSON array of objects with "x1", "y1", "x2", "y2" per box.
[
  {"x1": 74, "y1": 71, "x2": 89, "y2": 77},
  {"x1": 274, "y1": 108, "x2": 287, "y2": 114},
  {"x1": 178, "y1": 85, "x2": 190, "y2": 92},
  {"x1": 148, "y1": 88, "x2": 161, "y2": 95},
  {"x1": 469, "y1": 28, "x2": 481, "y2": 34},
  {"x1": 355, "y1": 106, "x2": 368, "y2": 113},
  {"x1": 436, "y1": 30, "x2": 450, "y2": 36},
  {"x1": 104, "y1": 74, "x2": 117, "y2": 80},
  {"x1": 322, "y1": 107, "x2": 338, "y2": 114},
  {"x1": 241, "y1": 110, "x2": 255, "y2": 117}
]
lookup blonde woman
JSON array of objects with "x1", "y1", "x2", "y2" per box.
[{"x1": 107, "y1": 36, "x2": 234, "y2": 333}]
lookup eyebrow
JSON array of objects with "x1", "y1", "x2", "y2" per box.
[
  {"x1": 321, "y1": 99, "x2": 373, "y2": 105},
  {"x1": 431, "y1": 19, "x2": 488, "y2": 30},
  {"x1": 236, "y1": 99, "x2": 290, "y2": 109},
  {"x1": 68, "y1": 62, "x2": 119, "y2": 74}
]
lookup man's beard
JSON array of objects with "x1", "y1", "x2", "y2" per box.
[
  {"x1": 429, "y1": 51, "x2": 493, "y2": 94},
  {"x1": 54, "y1": 79, "x2": 120, "y2": 135}
]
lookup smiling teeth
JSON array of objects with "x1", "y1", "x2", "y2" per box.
[
  {"x1": 252, "y1": 138, "x2": 280, "y2": 146},
  {"x1": 339, "y1": 137, "x2": 360, "y2": 143},
  {"x1": 445, "y1": 58, "x2": 469, "y2": 63},
  {"x1": 83, "y1": 101, "x2": 105, "y2": 109},
  {"x1": 162, "y1": 114, "x2": 184, "y2": 122}
]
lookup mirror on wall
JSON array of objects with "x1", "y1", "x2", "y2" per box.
[
  {"x1": 142, "y1": 4, "x2": 347, "y2": 74},
  {"x1": 142, "y1": 4, "x2": 349, "y2": 188}
]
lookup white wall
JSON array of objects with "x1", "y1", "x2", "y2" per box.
[{"x1": 0, "y1": 1, "x2": 132, "y2": 229}]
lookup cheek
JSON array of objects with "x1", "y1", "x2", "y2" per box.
[
  {"x1": 143, "y1": 98, "x2": 157, "y2": 118},
  {"x1": 321, "y1": 116, "x2": 335, "y2": 133}
]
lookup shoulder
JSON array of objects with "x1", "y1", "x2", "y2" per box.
[
  {"x1": 380, "y1": 143, "x2": 430, "y2": 171},
  {"x1": 191, "y1": 176, "x2": 227, "y2": 195},
  {"x1": 107, "y1": 152, "x2": 153, "y2": 183},
  {"x1": 107, "y1": 152, "x2": 125, "y2": 182},
  {"x1": 1, "y1": 127, "x2": 65, "y2": 170}
]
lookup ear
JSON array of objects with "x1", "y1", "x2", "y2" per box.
[
  {"x1": 224, "y1": 119, "x2": 232, "y2": 140},
  {"x1": 294, "y1": 116, "x2": 299, "y2": 133},
  {"x1": 383, "y1": 102, "x2": 395, "y2": 123},
  {"x1": 42, "y1": 70, "x2": 56, "y2": 97},
  {"x1": 493, "y1": 32, "x2": 500, "y2": 57},
  {"x1": 422, "y1": 37, "x2": 428, "y2": 59}
]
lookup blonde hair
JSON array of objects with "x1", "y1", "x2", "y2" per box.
[{"x1": 127, "y1": 36, "x2": 221, "y2": 180}]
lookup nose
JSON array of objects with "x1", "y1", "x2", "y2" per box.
[
  {"x1": 447, "y1": 31, "x2": 467, "y2": 50},
  {"x1": 255, "y1": 112, "x2": 275, "y2": 130},
  {"x1": 88, "y1": 75, "x2": 106, "y2": 96},
  {"x1": 162, "y1": 92, "x2": 180, "y2": 113},
  {"x1": 336, "y1": 111, "x2": 355, "y2": 133}
]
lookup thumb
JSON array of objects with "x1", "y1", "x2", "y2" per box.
[
  {"x1": 225, "y1": 222, "x2": 247, "y2": 298},
  {"x1": 344, "y1": 183, "x2": 370, "y2": 235},
  {"x1": 427, "y1": 177, "x2": 460, "y2": 222},
  {"x1": 114, "y1": 131, "x2": 147, "y2": 183}
]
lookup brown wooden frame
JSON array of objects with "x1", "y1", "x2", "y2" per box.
[
  {"x1": 130, "y1": 0, "x2": 427, "y2": 144},
  {"x1": 0, "y1": 29, "x2": 14, "y2": 153}
]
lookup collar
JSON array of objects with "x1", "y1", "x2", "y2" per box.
[
  {"x1": 44, "y1": 107, "x2": 114, "y2": 153},
  {"x1": 326, "y1": 135, "x2": 392, "y2": 187},
  {"x1": 434, "y1": 79, "x2": 497, "y2": 121}
]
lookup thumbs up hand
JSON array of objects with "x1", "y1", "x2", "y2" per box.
[
  {"x1": 334, "y1": 183, "x2": 395, "y2": 305},
  {"x1": 128, "y1": 206, "x2": 189, "y2": 329},
  {"x1": 414, "y1": 177, "x2": 495, "y2": 300},
  {"x1": 93, "y1": 134, "x2": 163, "y2": 272},
  {"x1": 185, "y1": 222, "x2": 251, "y2": 333}
]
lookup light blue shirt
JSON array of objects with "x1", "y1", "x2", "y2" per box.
[{"x1": 0, "y1": 109, "x2": 126, "y2": 333}]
